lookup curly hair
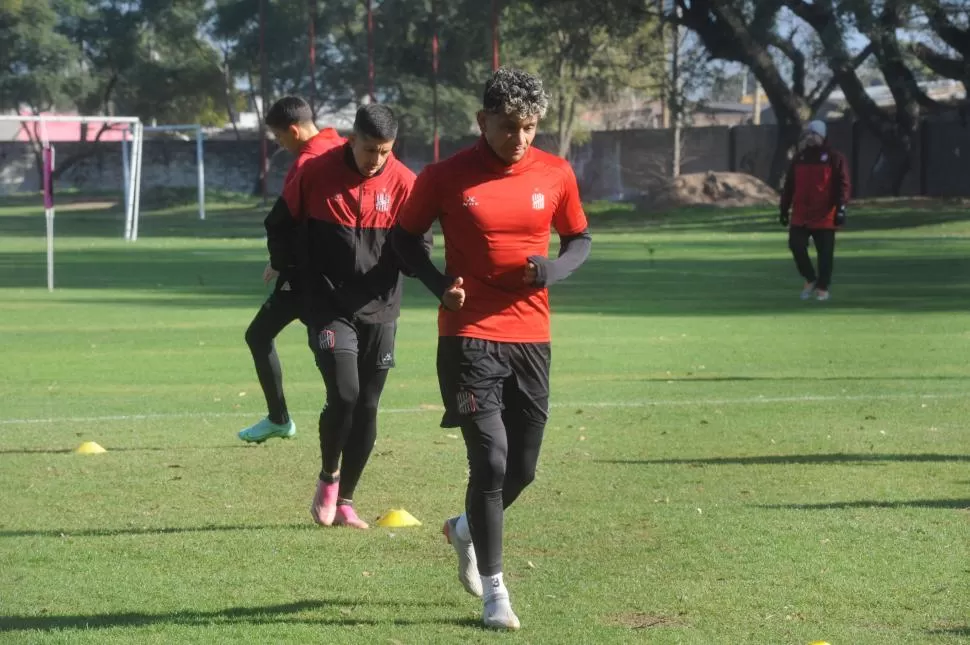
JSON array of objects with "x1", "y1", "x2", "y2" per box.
[{"x1": 482, "y1": 67, "x2": 549, "y2": 119}]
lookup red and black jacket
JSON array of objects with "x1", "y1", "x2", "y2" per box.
[
  {"x1": 265, "y1": 144, "x2": 427, "y2": 324},
  {"x1": 781, "y1": 143, "x2": 851, "y2": 229}
]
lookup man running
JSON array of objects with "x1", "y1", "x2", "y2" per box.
[
  {"x1": 391, "y1": 68, "x2": 592, "y2": 629},
  {"x1": 267, "y1": 104, "x2": 426, "y2": 528},
  {"x1": 240, "y1": 96, "x2": 343, "y2": 443}
]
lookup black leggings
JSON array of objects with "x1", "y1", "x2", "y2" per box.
[
  {"x1": 789, "y1": 227, "x2": 836, "y2": 290},
  {"x1": 244, "y1": 287, "x2": 302, "y2": 425},
  {"x1": 461, "y1": 389, "x2": 546, "y2": 576},
  {"x1": 309, "y1": 320, "x2": 394, "y2": 503}
]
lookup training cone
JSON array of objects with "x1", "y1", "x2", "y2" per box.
[
  {"x1": 74, "y1": 441, "x2": 107, "y2": 455},
  {"x1": 808, "y1": 641, "x2": 831, "y2": 645},
  {"x1": 375, "y1": 509, "x2": 422, "y2": 528}
]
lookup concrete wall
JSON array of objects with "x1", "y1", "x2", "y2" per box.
[{"x1": 2, "y1": 119, "x2": 968, "y2": 201}]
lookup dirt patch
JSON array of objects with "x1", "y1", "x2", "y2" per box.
[
  {"x1": 635, "y1": 171, "x2": 779, "y2": 212},
  {"x1": 57, "y1": 201, "x2": 117, "y2": 212},
  {"x1": 606, "y1": 612, "x2": 687, "y2": 629}
]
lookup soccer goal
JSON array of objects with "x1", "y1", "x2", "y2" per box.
[
  {"x1": 141, "y1": 123, "x2": 207, "y2": 224},
  {"x1": 0, "y1": 115, "x2": 145, "y2": 291}
]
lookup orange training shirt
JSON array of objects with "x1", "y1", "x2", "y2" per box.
[{"x1": 397, "y1": 138, "x2": 588, "y2": 343}]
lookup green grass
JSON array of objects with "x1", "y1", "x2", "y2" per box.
[{"x1": 0, "y1": 192, "x2": 968, "y2": 644}]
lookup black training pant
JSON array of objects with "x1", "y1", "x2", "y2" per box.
[
  {"x1": 437, "y1": 336, "x2": 551, "y2": 576},
  {"x1": 789, "y1": 226, "x2": 836, "y2": 290},
  {"x1": 308, "y1": 316, "x2": 396, "y2": 502},
  {"x1": 245, "y1": 276, "x2": 303, "y2": 425}
]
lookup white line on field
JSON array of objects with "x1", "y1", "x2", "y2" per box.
[{"x1": 0, "y1": 392, "x2": 963, "y2": 426}]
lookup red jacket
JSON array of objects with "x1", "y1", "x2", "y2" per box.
[
  {"x1": 266, "y1": 144, "x2": 421, "y2": 323},
  {"x1": 283, "y1": 128, "x2": 343, "y2": 185},
  {"x1": 781, "y1": 144, "x2": 851, "y2": 229}
]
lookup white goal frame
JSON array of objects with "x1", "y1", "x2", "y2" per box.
[
  {"x1": 140, "y1": 124, "x2": 206, "y2": 223},
  {"x1": 0, "y1": 115, "x2": 145, "y2": 291}
]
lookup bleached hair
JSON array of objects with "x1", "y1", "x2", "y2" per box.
[{"x1": 482, "y1": 67, "x2": 549, "y2": 119}]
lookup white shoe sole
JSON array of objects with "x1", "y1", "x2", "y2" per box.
[{"x1": 483, "y1": 598, "x2": 521, "y2": 630}]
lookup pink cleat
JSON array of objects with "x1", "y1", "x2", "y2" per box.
[
  {"x1": 310, "y1": 479, "x2": 339, "y2": 526},
  {"x1": 334, "y1": 505, "x2": 369, "y2": 529}
]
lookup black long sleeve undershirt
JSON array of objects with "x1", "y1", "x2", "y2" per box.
[
  {"x1": 390, "y1": 225, "x2": 592, "y2": 297},
  {"x1": 389, "y1": 224, "x2": 451, "y2": 299},
  {"x1": 527, "y1": 231, "x2": 592, "y2": 287}
]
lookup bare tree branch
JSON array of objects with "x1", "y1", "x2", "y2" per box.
[{"x1": 807, "y1": 43, "x2": 876, "y2": 110}]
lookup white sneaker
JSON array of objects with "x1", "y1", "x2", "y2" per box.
[
  {"x1": 816, "y1": 289, "x2": 831, "y2": 301},
  {"x1": 800, "y1": 282, "x2": 816, "y2": 300},
  {"x1": 442, "y1": 517, "x2": 483, "y2": 598},
  {"x1": 483, "y1": 593, "x2": 521, "y2": 630}
]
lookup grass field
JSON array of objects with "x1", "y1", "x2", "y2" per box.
[{"x1": 0, "y1": 191, "x2": 968, "y2": 644}]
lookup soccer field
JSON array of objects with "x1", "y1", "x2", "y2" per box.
[{"x1": 1, "y1": 193, "x2": 968, "y2": 644}]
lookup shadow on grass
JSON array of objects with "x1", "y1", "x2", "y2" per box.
[
  {"x1": 598, "y1": 453, "x2": 970, "y2": 466},
  {"x1": 585, "y1": 201, "x2": 970, "y2": 233},
  {"x1": 928, "y1": 627, "x2": 970, "y2": 637},
  {"x1": 761, "y1": 499, "x2": 970, "y2": 510},
  {"x1": 0, "y1": 598, "x2": 470, "y2": 633},
  {"x1": 3, "y1": 245, "x2": 970, "y2": 316},
  {"x1": 630, "y1": 375, "x2": 970, "y2": 383},
  {"x1": 0, "y1": 445, "x2": 251, "y2": 455},
  {"x1": 0, "y1": 523, "x2": 319, "y2": 539},
  {"x1": 0, "y1": 192, "x2": 266, "y2": 240}
]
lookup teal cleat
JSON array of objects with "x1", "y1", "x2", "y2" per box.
[{"x1": 238, "y1": 417, "x2": 296, "y2": 443}]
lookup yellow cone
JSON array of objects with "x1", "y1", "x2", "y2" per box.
[
  {"x1": 74, "y1": 441, "x2": 107, "y2": 455},
  {"x1": 808, "y1": 641, "x2": 832, "y2": 645},
  {"x1": 375, "y1": 509, "x2": 422, "y2": 528}
]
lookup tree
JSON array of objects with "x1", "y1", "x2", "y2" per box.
[
  {"x1": 785, "y1": 0, "x2": 930, "y2": 195},
  {"x1": 672, "y1": 0, "x2": 871, "y2": 187},
  {"x1": 4, "y1": 0, "x2": 229, "y2": 180},
  {"x1": 0, "y1": 0, "x2": 81, "y2": 186},
  {"x1": 0, "y1": 0, "x2": 78, "y2": 113},
  {"x1": 502, "y1": 0, "x2": 662, "y2": 156},
  {"x1": 911, "y1": 0, "x2": 970, "y2": 90}
]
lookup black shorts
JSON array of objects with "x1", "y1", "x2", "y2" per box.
[
  {"x1": 309, "y1": 316, "x2": 397, "y2": 370},
  {"x1": 436, "y1": 336, "x2": 551, "y2": 428},
  {"x1": 260, "y1": 274, "x2": 306, "y2": 326}
]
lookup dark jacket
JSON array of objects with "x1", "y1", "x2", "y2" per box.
[
  {"x1": 265, "y1": 144, "x2": 429, "y2": 324},
  {"x1": 781, "y1": 143, "x2": 851, "y2": 229}
]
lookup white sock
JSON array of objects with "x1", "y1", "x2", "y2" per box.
[
  {"x1": 481, "y1": 572, "x2": 508, "y2": 600},
  {"x1": 455, "y1": 513, "x2": 472, "y2": 542}
]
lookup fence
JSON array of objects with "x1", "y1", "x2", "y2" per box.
[{"x1": 1, "y1": 118, "x2": 968, "y2": 202}]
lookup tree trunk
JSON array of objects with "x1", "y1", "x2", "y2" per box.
[
  {"x1": 767, "y1": 120, "x2": 800, "y2": 190},
  {"x1": 558, "y1": 94, "x2": 577, "y2": 158},
  {"x1": 222, "y1": 49, "x2": 241, "y2": 142},
  {"x1": 867, "y1": 136, "x2": 913, "y2": 197}
]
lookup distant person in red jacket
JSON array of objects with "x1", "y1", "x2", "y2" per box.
[{"x1": 780, "y1": 120, "x2": 851, "y2": 301}]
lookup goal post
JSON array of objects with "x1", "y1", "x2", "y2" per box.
[
  {"x1": 0, "y1": 115, "x2": 144, "y2": 290},
  {"x1": 141, "y1": 124, "x2": 206, "y2": 223}
]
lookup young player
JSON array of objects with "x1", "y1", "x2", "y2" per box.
[
  {"x1": 239, "y1": 96, "x2": 343, "y2": 443},
  {"x1": 390, "y1": 68, "x2": 592, "y2": 630},
  {"x1": 266, "y1": 104, "x2": 426, "y2": 529},
  {"x1": 780, "y1": 120, "x2": 851, "y2": 301}
]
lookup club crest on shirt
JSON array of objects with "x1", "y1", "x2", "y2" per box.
[
  {"x1": 375, "y1": 192, "x2": 391, "y2": 213},
  {"x1": 531, "y1": 190, "x2": 545, "y2": 210}
]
